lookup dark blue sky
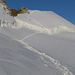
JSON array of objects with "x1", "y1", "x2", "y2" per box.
[{"x1": 5, "y1": 0, "x2": 75, "y2": 25}]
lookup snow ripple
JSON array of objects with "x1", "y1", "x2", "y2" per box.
[{"x1": 15, "y1": 39, "x2": 73, "y2": 75}]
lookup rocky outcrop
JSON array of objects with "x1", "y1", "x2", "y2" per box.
[
  {"x1": 0, "y1": 0, "x2": 30, "y2": 17},
  {"x1": 17, "y1": 7, "x2": 30, "y2": 14},
  {"x1": 10, "y1": 7, "x2": 29, "y2": 16},
  {"x1": 0, "y1": 0, "x2": 10, "y2": 12},
  {"x1": 10, "y1": 8, "x2": 18, "y2": 16}
]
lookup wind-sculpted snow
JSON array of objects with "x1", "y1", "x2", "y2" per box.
[
  {"x1": 0, "y1": 20, "x2": 16, "y2": 28},
  {"x1": 0, "y1": 17, "x2": 75, "y2": 34},
  {"x1": 15, "y1": 39, "x2": 73, "y2": 75},
  {"x1": 1, "y1": 17, "x2": 74, "y2": 35}
]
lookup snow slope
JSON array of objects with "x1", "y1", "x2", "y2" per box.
[{"x1": 0, "y1": 3, "x2": 75, "y2": 75}]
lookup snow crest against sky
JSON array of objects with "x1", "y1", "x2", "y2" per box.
[{"x1": 4, "y1": 0, "x2": 75, "y2": 25}]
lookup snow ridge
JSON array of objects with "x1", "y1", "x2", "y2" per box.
[
  {"x1": 15, "y1": 39, "x2": 73, "y2": 75},
  {"x1": 13, "y1": 18, "x2": 75, "y2": 34},
  {"x1": 0, "y1": 17, "x2": 75, "y2": 35}
]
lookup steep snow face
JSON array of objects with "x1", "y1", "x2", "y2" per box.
[
  {"x1": 14, "y1": 10, "x2": 75, "y2": 34},
  {"x1": 1, "y1": 32, "x2": 71, "y2": 75},
  {"x1": 0, "y1": 3, "x2": 15, "y2": 24},
  {"x1": 0, "y1": 3, "x2": 75, "y2": 75},
  {"x1": 16, "y1": 10, "x2": 75, "y2": 28}
]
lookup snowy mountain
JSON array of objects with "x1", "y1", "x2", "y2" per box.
[{"x1": 0, "y1": 2, "x2": 75, "y2": 75}]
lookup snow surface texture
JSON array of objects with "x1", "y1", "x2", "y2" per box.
[{"x1": 0, "y1": 3, "x2": 75, "y2": 75}]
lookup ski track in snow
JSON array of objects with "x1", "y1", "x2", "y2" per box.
[
  {"x1": 21, "y1": 32, "x2": 38, "y2": 41},
  {"x1": 15, "y1": 39, "x2": 73, "y2": 75},
  {"x1": 0, "y1": 15, "x2": 74, "y2": 75}
]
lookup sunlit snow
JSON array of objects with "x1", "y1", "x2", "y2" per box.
[{"x1": 0, "y1": 3, "x2": 75, "y2": 75}]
